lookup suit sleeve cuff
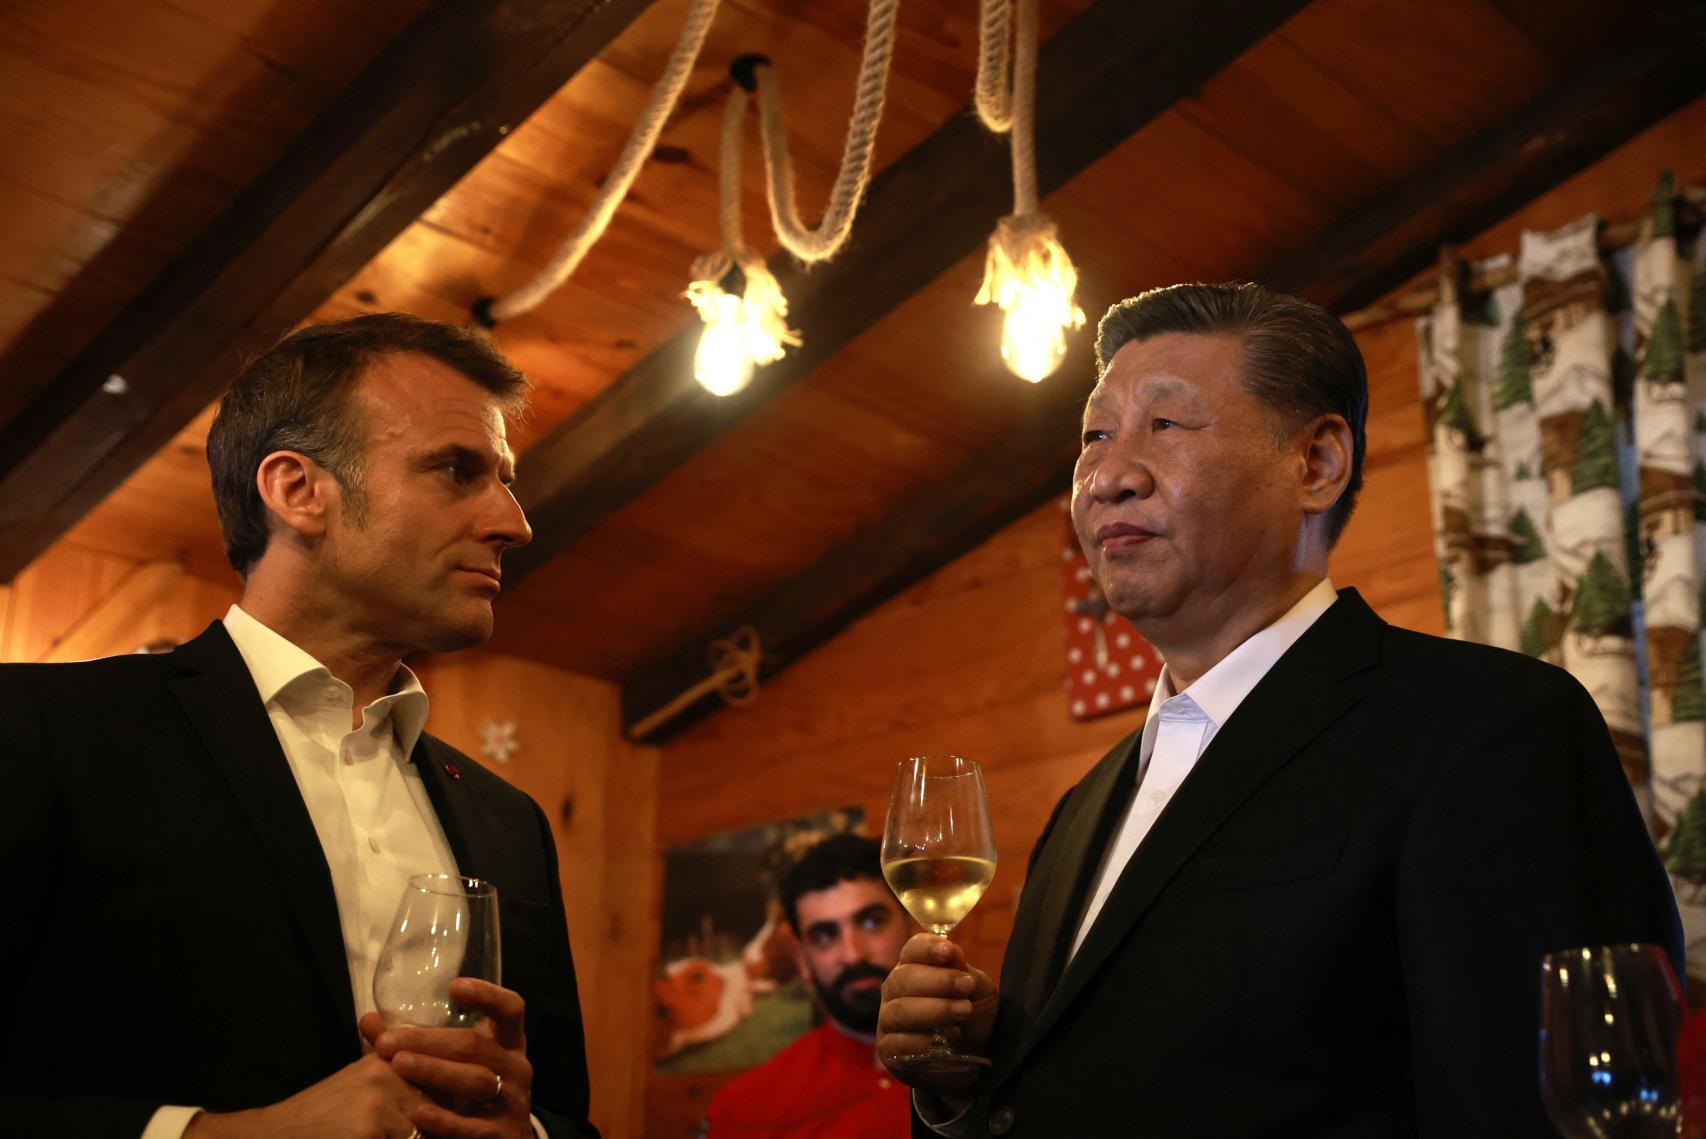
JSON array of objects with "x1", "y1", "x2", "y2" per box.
[
  {"x1": 913, "y1": 1089, "x2": 972, "y2": 1137},
  {"x1": 142, "y1": 1106, "x2": 202, "y2": 1139}
]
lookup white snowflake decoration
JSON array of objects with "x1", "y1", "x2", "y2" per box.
[{"x1": 477, "y1": 717, "x2": 519, "y2": 764}]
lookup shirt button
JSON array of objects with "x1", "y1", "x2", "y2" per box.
[
  {"x1": 342, "y1": 753, "x2": 354, "y2": 766},
  {"x1": 323, "y1": 684, "x2": 340, "y2": 700},
  {"x1": 989, "y1": 1106, "x2": 1015, "y2": 1135},
  {"x1": 878, "y1": 1077, "x2": 891, "y2": 1089},
  {"x1": 368, "y1": 836, "x2": 381, "y2": 854}
]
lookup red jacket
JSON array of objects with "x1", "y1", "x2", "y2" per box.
[{"x1": 704, "y1": 1021, "x2": 911, "y2": 1138}]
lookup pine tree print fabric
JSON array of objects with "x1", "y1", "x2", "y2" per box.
[{"x1": 1420, "y1": 184, "x2": 1706, "y2": 844}]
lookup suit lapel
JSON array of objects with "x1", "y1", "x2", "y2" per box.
[
  {"x1": 168, "y1": 623, "x2": 357, "y2": 1035},
  {"x1": 1004, "y1": 732, "x2": 1144, "y2": 1020},
  {"x1": 414, "y1": 736, "x2": 512, "y2": 887},
  {"x1": 1006, "y1": 590, "x2": 1385, "y2": 1074},
  {"x1": 415, "y1": 739, "x2": 547, "y2": 999}
]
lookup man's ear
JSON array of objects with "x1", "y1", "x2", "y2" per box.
[
  {"x1": 255, "y1": 450, "x2": 335, "y2": 541},
  {"x1": 1298, "y1": 414, "x2": 1354, "y2": 519}
]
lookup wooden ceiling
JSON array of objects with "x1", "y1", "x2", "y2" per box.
[{"x1": 3, "y1": 0, "x2": 1702, "y2": 734}]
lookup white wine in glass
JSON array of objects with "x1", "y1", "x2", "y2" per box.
[
  {"x1": 882, "y1": 754, "x2": 998, "y2": 1076},
  {"x1": 883, "y1": 854, "x2": 997, "y2": 936}
]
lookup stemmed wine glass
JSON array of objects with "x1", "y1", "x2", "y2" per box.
[
  {"x1": 881, "y1": 754, "x2": 998, "y2": 1076},
  {"x1": 373, "y1": 874, "x2": 502, "y2": 1029},
  {"x1": 1541, "y1": 943, "x2": 1683, "y2": 1138}
]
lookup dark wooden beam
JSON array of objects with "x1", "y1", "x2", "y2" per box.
[
  {"x1": 1267, "y1": 26, "x2": 1706, "y2": 311},
  {"x1": 0, "y1": 0, "x2": 655, "y2": 582},
  {"x1": 621, "y1": 353, "x2": 1091, "y2": 740},
  {"x1": 622, "y1": 22, "x2": 1706, "y2": 740},
  {"x1": 503, "y1": 0, "x2": 1313, "y2": 585}
]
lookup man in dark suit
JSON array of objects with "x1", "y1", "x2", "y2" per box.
[
  {"x1": 1, "y1": 314, "x2": 597, "y2": 1138},
  {"x1": 876, "y1": 282, "x2": 1683, "y2": 1136}
]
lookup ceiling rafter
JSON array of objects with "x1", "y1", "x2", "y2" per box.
[
  {"x1": 1272, "y1": 26, "x2": 1706, "y2": 310},
  {"x1": 500, "y1": 0, "x2": 1315, "y2": 586},
  {"x1": 622, "y1": 21, "x2": 1706, "y2": 740},
  {"x1": 0, "y1": 0, "x2": 655, "y2": 582}
]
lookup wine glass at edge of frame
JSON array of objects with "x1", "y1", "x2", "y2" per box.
[
  {"x1": 373, "y1": 873, "x2": 502, "y2": 1030},
  {"x1": 881, "y1": 753, "x2": 999, "y2": 1076},
  {"x1": 1540, "y1": 942, "x2": 1684, "y2": 1139}
]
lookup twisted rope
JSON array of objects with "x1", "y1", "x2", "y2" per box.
[
  {"x1": 973, "y1": 0, "x2": 1013, "y2": 132},
  {"x1": 971, "y1": 0, "x2": 1038, "y2": 214},
  {"x1": 1009, "y1": 0, "x2": 1039, "y2": 215},
  {"x1": 686, "y1": 78, "x2": 800, "y2": 377},
  {"x1": 751, "y1": 0, "x2": 901, "y2": 262},
  {"x1": 489, "y1": 0, "x2": 723, "y2": 322},
  {"x1": 719, "y1": 85, "x2": 749, "y2": 255}
]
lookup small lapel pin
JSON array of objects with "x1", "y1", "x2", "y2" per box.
[{"x1": 444, "y1": 763, "x2": 463, "y2": 781}]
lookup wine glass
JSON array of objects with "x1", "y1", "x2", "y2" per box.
[
  {"x1": 881, "y1": 754, "x2": 998, "y2": 1076},
  {"x1": 1541, "y1": 943, "x2": 1683, "y2": 1138},
  {"x1": 373, "y1": 874, "x2": 502, "y2": 1028}
]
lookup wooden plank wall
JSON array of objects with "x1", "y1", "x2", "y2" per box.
[
  {"x1": 414, "y1": 651, "x2": 658, "y2": 1139},
  {"x1": 644, "y1": 102, "x2": 1706, "y2": 1138},
  {"x1": 0, "y1": 540, "x2": 657, "y2": 1139}
]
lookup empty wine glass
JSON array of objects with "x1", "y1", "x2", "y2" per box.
[
  {"x1": 881, "y1": 754, "x2": 998, "y2": 1076},
  {"x1": 373, "y1": 874, "x2": 501, "y2": 1029},
  {"x1": 1541, "y1": 943, "x2": 1683, "y2": 1138}
]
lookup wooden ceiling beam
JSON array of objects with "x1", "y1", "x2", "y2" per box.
[
  {"x1": 501, "y1": 0, "x2": 1313, "y2": 585},
  {"x1": 1267, "y1": 26, "x2": 1706, "y2": 311},
  {"x1": 623, "y1": 24, "x2": 1706, "y2": 740},
  {"x1": 0, "y1": 0, "x2": 655, "y2": 583},
  {"x1": 621, "y1": 351, "x2": 1088, "y2": 740}
]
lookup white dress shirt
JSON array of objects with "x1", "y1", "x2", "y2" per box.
[
  {"x1": 919, "y1": 578, "x2": 1339, "y2": 1135},
  {"x1": 1068, "y1": 577, "x2": 1338, "y2": 959},
  {"x1": 143, "y1": 605, "x2": 461, "y2": 1139}
]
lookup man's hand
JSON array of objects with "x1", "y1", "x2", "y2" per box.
[
  {"x1": 182, "y1": 1054, "x2": 427, "y2": 1138},
  {"x1": 364, "y1": 978, "x2": 535, "y2": 1139},
  {"x1": 877, "y1": 933, "x2": 999, "y2": 1094}
]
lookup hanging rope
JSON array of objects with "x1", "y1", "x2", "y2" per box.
[
  {"x1": 750, "y1": 0, "x2": 901, "y2": 262},
  {"x1": 685, "y1": 69, "x2": 800, "y2": 384},
  {"x1": 972, "y1": 0, "x2": 1014, "y2": 134},
  {"x1": 484, "y1": 0, "x2": 723, "y2": 323},
  {"x1": 1007, "y1": 0, "x2": 1039, "y2": 215},
  {"x1": 972, "y1": 0, "x2": 1083, "y2": 380}
]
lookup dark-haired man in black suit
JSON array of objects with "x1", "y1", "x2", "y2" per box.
[
  {"x1": 1, "y1": 314, "x2": 597, "y2": 1138},
  {"x1": 877, "y1": 282, "x2": 1682, "y2": 1137}
]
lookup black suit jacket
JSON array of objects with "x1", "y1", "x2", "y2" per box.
[
  {"x1": 936, "y1": 589, "x2": 1682, "y2": 1138},
  {"x1": 0, "y1": 623, "x2": 598, "y2": 1137}
]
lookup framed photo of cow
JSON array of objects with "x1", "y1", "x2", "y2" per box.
[{"x1": 653, "y1": 806, "x2": 866, "y2": 1074}]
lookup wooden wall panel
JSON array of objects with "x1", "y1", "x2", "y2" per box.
[{"x1": 414, "y1": 650, "x2": 659, "y2": 1139}]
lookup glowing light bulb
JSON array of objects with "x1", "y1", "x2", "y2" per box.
[
  {"x1": 692, "y1": 290, "x2": 755, "y2": 397},
  {"x1": 684, "y1": 258, "x2": 800, "y2": 397},
  {"x1": 1001, "y1": 279, "x2": 1078, "y2": 383},
  {"x1": 974, "y1": 214, "x2": 1085, "y2": 383}
]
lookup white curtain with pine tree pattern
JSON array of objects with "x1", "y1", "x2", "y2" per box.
[{"x1": 1419, "y1": 174, "x2": 1706, "y2": 938}]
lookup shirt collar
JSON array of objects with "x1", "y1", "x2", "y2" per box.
[
  {"x1": 1143, "y1": 577, "x2": 1339, "y2": 731},
  {"x1": 222, "y1": 604, "x2": 431, "y2": 757}
]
